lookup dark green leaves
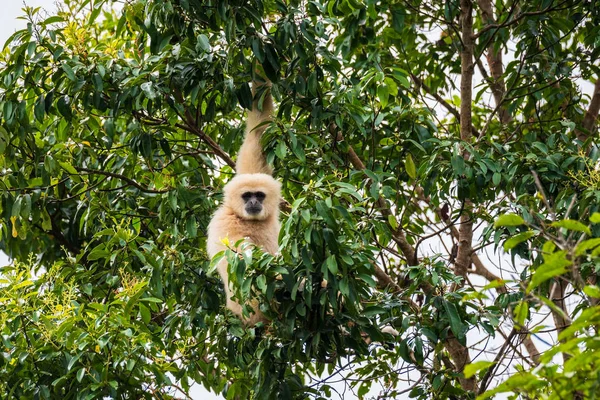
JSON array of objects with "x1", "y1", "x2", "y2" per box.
[
  {"x1": 56, "y1": 96, "x2": 72, "y2": 120},
  {"x1": 196, "y1": 33, "x2": 210, "y2": 52},
  {"x1": 237, "y1": 82, "x2": 253, "y2": 110}
]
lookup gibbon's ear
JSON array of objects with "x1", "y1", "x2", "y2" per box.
[
  {"x1": 236, "y1": 79, "x2": 274, "y2": 175},
  {"x1": 223, "y1": 173, "x2": 282, "y2": 220}
]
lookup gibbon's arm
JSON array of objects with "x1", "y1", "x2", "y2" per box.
[{"x1": 236, "y1": 80, "x2": 274, "y2": 175}]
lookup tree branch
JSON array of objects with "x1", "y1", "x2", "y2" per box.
[
  {"x1": 451, "y1": 0, "x2": 477, "y2": 391},
  {"x1": 455, "y1": 0, "x2": 475, "y2": 287},
  {"x1": 476, "y1": 0, "x2": 512, "y2": 124},
  {"x1": 576, "y1": 78, "x2": 600, "y2": 142},
  {"x1": 417, "y1": 196, "x2": 542, "y2": 367},
  {"x1": 172, "y1": 89, "x2": 236, "y2": 169},
  {"x1": 477, "y1": 328, "x2": 517, "y2": 394},
  {"x1": 411, "y1": 73, "x2": 481, "y2": 137},
  {"x1": 472, "y1": 0, "x2": 573, "y2": 40},
  {"x1": 331, "y1": 124, "x2": 417, "y2": 266}
]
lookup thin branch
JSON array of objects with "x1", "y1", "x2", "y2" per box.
[
  {"x1": 576, "y1": 78, "x2": 600, "y2": 142},
  {"x1": 410, "y1": 73, "x2": 481, "y2": 137},
  {"x1": 172, "y1": 89, "x2": 236, "y2": 168},
  {"x1": 475, "y1": 0, "x2": 512, "y2": 124},
  {"x1": 531, "y1": 169, "x2": 557, "y2": 223},
  {"x1": 331, "y1": 124, "x2": 417, "y2": 266},
  {"x1": 477, "y1": 327, "x2": 518, "y2": 395}
]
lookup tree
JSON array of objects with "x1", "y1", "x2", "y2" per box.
[{"x1": 0, "y1": 0, "x2": 599, "y2": 398}]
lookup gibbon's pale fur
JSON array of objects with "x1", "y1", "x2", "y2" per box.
[{"x1": 207, "y1": 80, "x2": 280, "y2": 325}]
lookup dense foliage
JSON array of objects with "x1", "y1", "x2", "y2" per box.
[{"x1": 0, "y1": 0, "x2": 599, "y2": 398}]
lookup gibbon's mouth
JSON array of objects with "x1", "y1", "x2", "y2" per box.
[
  {"x1": 244, "y1": 207, "x2": 265, "y2": 219},
  {"x1": 246, "y1": 206, "x2": 262, "y2": 215}
]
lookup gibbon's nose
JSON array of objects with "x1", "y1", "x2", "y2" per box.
[{"x1": 246, "y1": 199, "x2": 262, "y2": 214}]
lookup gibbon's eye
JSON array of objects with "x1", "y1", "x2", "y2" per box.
[
  {"x1": 255, "y1": 191, "x2": 266, "y2": 201},
  {"x1": 241, "y1": 192, "x2": 253, "y2": 201}
]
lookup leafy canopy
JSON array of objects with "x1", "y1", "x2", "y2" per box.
[{"x1": 0, "y1": 0, "x2": 599, "y2": 399}]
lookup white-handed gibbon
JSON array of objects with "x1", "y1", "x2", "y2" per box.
[{"x1": 206, "y1": 79, "x2": 280, "y2": 325}]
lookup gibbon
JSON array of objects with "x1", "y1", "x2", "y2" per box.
[{"x1": 207, "y1": 79, "x2": 280, "y2": 325}]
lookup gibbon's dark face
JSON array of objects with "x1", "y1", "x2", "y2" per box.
[
  {"x1": 242, "y1": 191, "x2": 266, "y2": 216},
  {"x1": 222, "y1": 173, "x2": 281, "y2": 221}
]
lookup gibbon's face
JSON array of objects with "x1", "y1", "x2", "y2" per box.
[
  {"x1": 242, "y1": 191, "x2": 266, "y2": 216},
  {"x1": 223, "y1": 173, "x2": 281, "y2": 221}
]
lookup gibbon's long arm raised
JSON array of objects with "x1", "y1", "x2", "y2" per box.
[
  {"x1": 236, "y1": 80, "x2": 274, "y2": 175},
  {"x1": 207, "y1": 79, "x2": 281, "y2": 326}
]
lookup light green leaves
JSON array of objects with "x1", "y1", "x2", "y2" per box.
[
  {"x1": 405, "y1": 153, "x2": 417, "y2": 179},
  {"x1": 494, "y1": 213, "x2": 525, "y2": 228},
  {"x1": 464, "y1": 361, "x2": 494, "y2": 379},
  {"x1": 377, "y1": 83, "x2": 389, "y2": 108},
  {"x1": 551, "y1": 219, "x2": 591, "y2": 236},
  {"x1": 527, "y1": 250, "x2": 571, "y2": 292},
  {"x1": 503, "y1": 231, "x2": 535, "y2": 250},
  {"x1": 513, "y1": 301, "x2": 529, "y2": 327}
]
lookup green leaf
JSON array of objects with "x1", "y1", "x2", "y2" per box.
[
  {"x1": 308, "y1": 71, "x2": 318, "y2": 96},
  {"x1": 256, "y1": 275, "x2": 267, "y2": 292},
  {"x1": 87, "y1": 244, "x2": 109, "y2": 261},
  {"x1": 387, "y1": 214, "x2": 398, "y2": 230},
  {"x1": 197, "y1": 34, "x2": 210, "y2": 52},
  {"x1": 237, "y1": 82, "x2": 253, "y2": 110},
  {"x1": 43, "y1": 16, "x2": 64, "y2": 25},
  {"x1": 575, "y1": 238, "x2": 600, "y2": 256},
  {"x1": 325, "y1": 255, "x2": 338, "y2": 275},
  {"x1": 275, "y1": 141, "x2": 287, "y2": 160},
  {"x1": 492, "y1": 172, "x2": 501, "y2": 186},
  {"x1": 494, "y1": 214, "x2": 525, "y2": 228},
  {"x1": 362, "y1": 306, "x2": 386, "y2": 316},
  {"x1": 551, "y1": 219, "x2": 591, "y2": 236},
  {"x1": 186, "y1": 216, "x2": 197, "y2": 238},
  {"x1": 503, "y1": 231, "x2": 535, "y2": 250},
  {"x1": 58, "y1": 161, "x2": 78, "y2": 176},
  {"x1": 527, "y1": 251, "x2": 571, "y2": 292},
  {"x1": 251, "y1": 37, "x2": 264, "y2": 62},
  {"x1": 514, "y1": 300, "x2": 528, "y2": 326},
  {"x1": 443, "y1": 300, "x2": 465, "y2": 342},
  {"x1": 377, "y1": 83, "x2": 389, "y2": 108},
  {"x1": 139, "y1": 303, "x2": 151, "y2": 324},
  {"x1": 62, "y1": 63, "x2": 76, "y2": 81},
  {"x1": 583, "y1": 285, "x2": 600, "y2": 299},
  {"x1": 76, "y1": 367, "x2": 85, "y2": 382},
  {"x1": 464, "y1": 361, "x2": 494, "y2": 379},
  {"x1": 34, "y1": 95, "x2": 45, "y2": 123},
  {"x1": 405, "y1": 153, "x2": 416, "y2": 179},
  {"x1": 57, "y1": 96, "x2": 72, "y2": 120},
  {"x1": 590, "y1": 213, "x2": 600, "y2": 224},
  {"x1": 141, "y1": 82, "x2": 157, "y2": 100}
]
